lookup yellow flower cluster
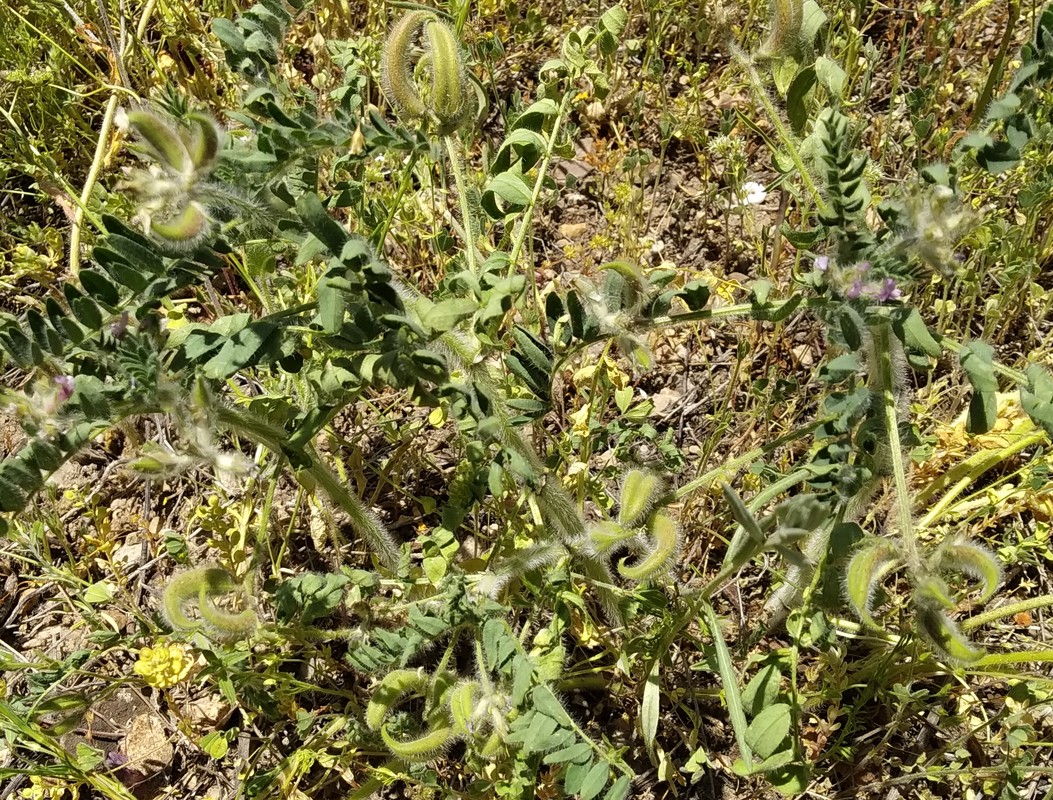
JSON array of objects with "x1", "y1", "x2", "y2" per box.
[
  {"x1": 133, "y1": 642, "x2": 196, "y2": 689},
  {"x1": 19, "y1": 776, "x2": 79, "y2": 800}
]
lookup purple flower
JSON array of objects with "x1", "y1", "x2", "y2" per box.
[
  {"x1": 814, "y1": 255, "x2": 829, "y2": 272},
  {"x1": 877, "y1": 278, "x2": 901, "y2": 302},
  {"x1": 857, "y1": 261, "x2": 871, "y2": 273},
  {"x1": 846, "y1": 280, "x2": 863, "y2": 299},
  {"x1": 110, "y1": 311, "x2": 130, "y2": 339},
  {"x1": 54, "y1": 375, "x2": 74, "y2": 403},
  {"x1": 105, "y1": 751, "x2": 129, "y2": 768}
]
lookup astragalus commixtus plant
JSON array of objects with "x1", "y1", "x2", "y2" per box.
[{"x1": 1, "y1": 0, "x2": 1053, "y2": 797}]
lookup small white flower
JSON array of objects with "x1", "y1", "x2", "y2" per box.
[{"x1": 741, "y1": 181, "x2": 767, "y2": 206}]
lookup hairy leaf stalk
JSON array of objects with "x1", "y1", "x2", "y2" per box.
[
  {"x1": 215, "y1": 404, "x2": 400, "y2": 568},
  {"x1": 872, "y1": 320, "x2": 919, "y2": 568}
]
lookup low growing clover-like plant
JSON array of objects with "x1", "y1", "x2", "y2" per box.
[
  {"x1": 162, "y1": 565, "x2": 259, "y2": 641},
  {"x1": 846, "y1": 534, "x2": 1002, "y2": 662}
]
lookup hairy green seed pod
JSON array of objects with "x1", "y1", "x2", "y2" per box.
[
  {"x1": 450, "y1": 680, "x2": 481, "y2": 736},
  {"x1": 182, "y1": 113, "x2": 222, "y2": 171},
  {"x1": 844, "y1": 539, "x2": 902, "y2": 629},
  {"x1": 588, "y1": 520, "x2": 635, "y2": 554},
  {"x1": 424, "y1": 20, "x2": 464, "y2": 130},
  {"x1": 381, "y1": 10, "x2": 432, "y2": 121},
  {"x1": 381, "y1": 11, "x2": 471, "y2": 133},
  {"x1": 163, "y1": 569, "x2": 207, "y2": 631},
  {"x1": 928, "y1": 537, "x2": 1002, "y2": 604},
  {"x1": 479, "y1": 730, "x2": 503, "y2": 758},
  {"x1": 915, "y1": 602, "x2": 983, "y2": 663},
  {"x1": 150, "y1": 202, "x2": 210, "y2": 245},
  {"x1": 125, "y1": 110, "x2": 192, "y2": 175},
  {"x1": 162, "y1": 565, "x2": 257, "y2": 641},
  {"x1": 380, "y1": 723, "x2": 454, "y2": 762},
  {"x1": 618, "y1": 469, "x2": 662, "y2": 528},
  {"x1": 366, "y1": 669, "x2": 428, "y2": 731},
  {"x1": 196, "y1": 568, "x2": 258, "y2": 641},
  {"x1": 617, "y1": 512, "x2": 679, "y2": 581}
]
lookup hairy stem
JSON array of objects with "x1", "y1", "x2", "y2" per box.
[
  {"x1": 215, "y1": 404, "x2": 400, "y2": 568},
  {"x1": 732, "y1": 44, "x2": 828, "y2": 216},
  {"x1": 961, "y1": 594, "x2": 1053, "y2": 633},
  {"x1": 443, "y1": 134, "x2": 479, "y2": 276},
  {"x1": 507, "y1": 89, "x2": 574, "y2": 277},
  {"x1": 873, "y1": 320, "x2": 918, "y2": 566},
  {"x1": 970, "y1": 0, "x2": 1021, "y2": 126}
]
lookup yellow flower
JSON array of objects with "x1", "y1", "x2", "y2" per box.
[
  {"x1": 569, "y1": 405, "x2": 591, "y2": 437},
  {"x1": 19, "y1": 776, "x2": 79, "y2": 800},
  {"x1": 133, "y1": 642, "x2": 196, "y2": 689}
]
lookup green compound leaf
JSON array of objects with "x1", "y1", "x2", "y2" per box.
[
  {"x1": 578, "y1": 761, "x2": 611, "y2": 800},
  {"x1": 505, "y1": 710, "x2": 559, "y2": 753},
  {"x1": 482, "y1": 618, "x2": 518, "y2": 671},
  {"x1": 602, "y1": 775, "x2": 632, "y2": 800},
  {"x1": 530, "y1": 685, "x2": 575, "y2": 728},
  {"x1": 419, "y1": 298, "x2": 478, "y2": 334},
  {"x1": 618, "y1": 469, "x2": 662, "y2": 527},
  {"x1": 202, "y1": 321, "x2": 280, "y2": 379},
  {"x1": 564, "y1": 758, "x2": 595, "y2": 796},
  {"x1": 845, "y1": 539, "x2": 903, "y2": 629},
  {"x1": 296, "y1": 192, "x2": 349, "y2": 255},
  {"x1": 78, "y1": 270, "x2": 120, "y2": 307},
  {"x1": 543, "y1": 741, "x2": 592, "y2": 765},
  {"x1": 929, "y1": 537, "x2": 1002, "y2": 604},
  {"x1": 507, "y1": 326, "x2": 553, "y2": 401},
  {"x1": 273, "y1": 571, "x2": 349, "y2": 626}
]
